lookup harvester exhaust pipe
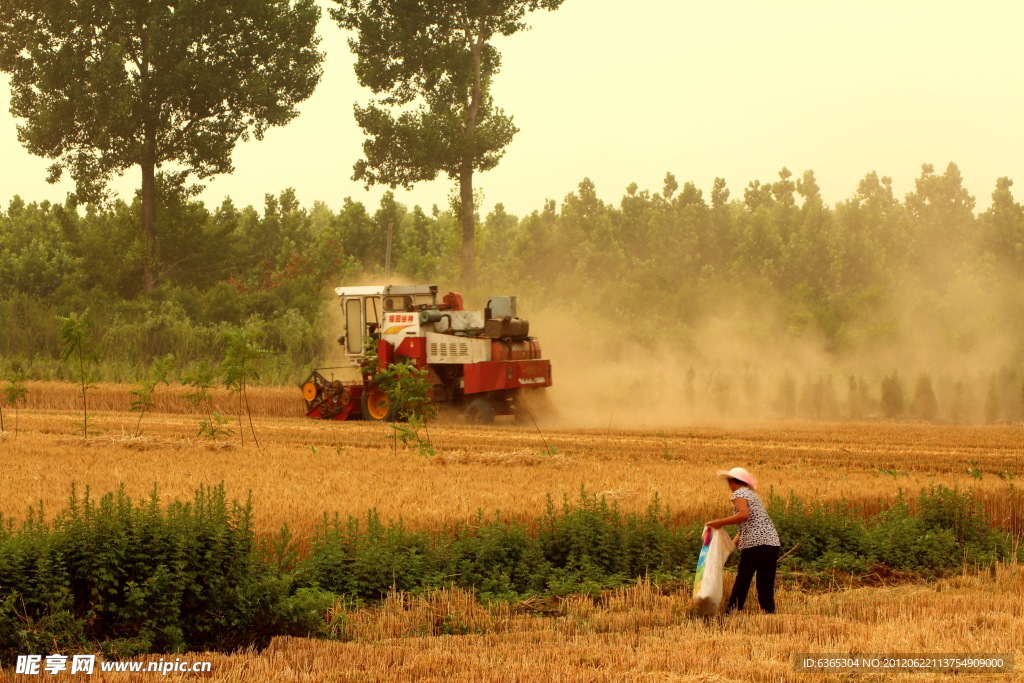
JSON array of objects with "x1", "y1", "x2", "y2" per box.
[{"x1": 419, "y1": 309, "x2": 452, "y2": 331}]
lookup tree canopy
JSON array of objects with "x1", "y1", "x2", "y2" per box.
[
  {"x1": 331, "y1": 0, "x2": 565, "y2": 284},
  {"x1": 0, "y1": 0, "x2": 324, "y2": 291}
]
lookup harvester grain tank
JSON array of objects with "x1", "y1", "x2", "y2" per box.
[{"x1": 301, "y1": 284, "x2": 552, "y2": 424}]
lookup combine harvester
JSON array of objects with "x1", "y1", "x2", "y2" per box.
[{"x1": 301, "y1": 284, "x2": 552, "y2": 424}]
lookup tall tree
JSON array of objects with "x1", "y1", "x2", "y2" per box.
[
  {"x1": 0, "y1": 0, "x2": 324, "y2": 291},
  {"x1": 905, "y1": 162, "x2": 976, "y2": 270},
  {"x1": 331, "y1": 0, "x2": 564, "y2": 285},
  {"x1": 980, "y1": 177, "x2": 1024, "y2": 271}
]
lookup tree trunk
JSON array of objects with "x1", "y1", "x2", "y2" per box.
[
  {"x1": 139, "y1": 18, "x2": 157, "y2": 294},
  {"x1": 457, "y1": 24, "x2": 487, "y2": 287},
  {"x1": 460, "y1": 161, "x2": 475, "y2": 286},
  {"x1": 140, "y1": 137, "x2": 157, "y2": 293}
]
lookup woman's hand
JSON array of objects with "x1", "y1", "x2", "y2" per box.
[{"x1": 706, "y1": 499, "x2": 751, "y2": 530}]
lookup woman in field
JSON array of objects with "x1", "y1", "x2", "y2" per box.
[{"x1": 706, "y1": 467, "x2": 781, "y2": 614}]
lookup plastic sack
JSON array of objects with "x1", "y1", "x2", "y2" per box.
[{"x1": 692, "y1": 525, "x2": 736, "y2": 616}]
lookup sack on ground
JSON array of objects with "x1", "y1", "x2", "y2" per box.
[{"x1": 692, "y1": 525, "x2": 736, "y2": 616}]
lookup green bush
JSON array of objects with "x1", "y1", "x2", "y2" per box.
[
  {"x1": 768, "y1": 492, "x2": 868, "y2": 562},
  {"x1": 916, "y1": 485, "x2": 1010, "y2": 565},
  {"x1": 304, "y1": 510, "x2": 433, "y2": 602},
  {"x1": 538, "y1": 491, "x2": 628, "y2": 578},
  {"x1": 440, "y1": 515, "x2": 547, "y2": 600},
  {"x1": 0, "y1": 485, "x2": 330, "y2": 665},
  {"x1": 864, "y1": 498, "x2": 958, "y2": 572},
  {"x1": 769, "y1": 485, "x2": 1011, "y2": 574},
  {"x1": 532, "y1": 490, "x2": 697, "y2": 593},
  {"x1": 302, "y1": 491, "x2": 700, "y2": 603}
]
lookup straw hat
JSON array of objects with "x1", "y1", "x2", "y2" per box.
[{"x1": 716, "y1": 467, "x2": 758, "y2": 490}]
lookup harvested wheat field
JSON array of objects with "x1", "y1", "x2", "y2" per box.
[
  {"x1": 0, "y1": 569, "x2": 1021, "y2": 682},
  {"x1": 1, "y1": 382, "x2": 1023, "y2": 681},
  {"x1": 2, "y1": 382, "x2": 1023, "y2": 538}
]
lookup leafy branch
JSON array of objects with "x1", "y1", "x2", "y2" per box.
[
  {"x1": 129, "y1": 354, "x2": 175, "y2": 437},
  {"x1": 360, "y1": 335, "x2": 379, "y2": 377},
  {"x1": 221, "y1": 329, "x2": 269, "y2": 448},
  {"x1": 374, "y1": 360, "x2": 438, "y2": 456},
  {"x1": 57, "y1": 310, "x2": 97, "y2": 438},
  {"x1": 182, "y1": 361, "x2": 230, "y2": 441},
  {"x1": 3, "y1": 371, "x2": 29, "y2": 436}
]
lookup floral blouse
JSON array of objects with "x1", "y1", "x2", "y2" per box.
[{"x1": 731, "y1": 486, "x2": 780, "y2": 549}]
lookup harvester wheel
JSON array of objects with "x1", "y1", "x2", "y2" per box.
[
  {"x1": 361, "y1": 388, "x2": 394, "y2": 421},
  {"x1": 464, "y1": 397, "x2": 496, "y2": 426}
]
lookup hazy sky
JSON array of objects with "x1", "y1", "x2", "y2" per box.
[{"x1": 1, "y1": 0, "x2": 1022, "y2": 217}]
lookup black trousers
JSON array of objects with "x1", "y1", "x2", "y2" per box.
[{"x1": 726, "y1": 544, "x2": 779, "y2": 613}]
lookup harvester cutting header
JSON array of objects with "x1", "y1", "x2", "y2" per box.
[{"x1": 301, "y1": 284, "x2": 552, "y2": 424}]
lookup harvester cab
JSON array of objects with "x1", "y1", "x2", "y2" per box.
[
  {"x1": 335, "y1": 284, "x2": 439, "y2": 362},
  {"x1": 301, "y1": 284, "x2": 552, "y2": 424}
]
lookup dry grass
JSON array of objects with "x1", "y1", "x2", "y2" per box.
[
  {"x1": 2, "y1": 388, "x2": 1023, "y2": 541},
  {"x1": 2, "y1": 383, "x2": 1023, "y2": 681},
  {"x1": 4, "y1": 566, "x2": 1021, "y2": 682},
  {"x1": 19, "y1": 381, "x2": 304, "y2": 417}
]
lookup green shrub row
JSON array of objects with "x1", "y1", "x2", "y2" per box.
[
  {"x1": 0, "y1": 485, "x2": 334, "y2": 664},
  {"x1": 0, "y1": 484, "x2": 1017, "y2": 664},
  {"x1": 301, "y1": 493, "x2": 696, "y2": 604},
  {"x1": 766, "y1": 485, "x2": 1012, "y2": 575}
]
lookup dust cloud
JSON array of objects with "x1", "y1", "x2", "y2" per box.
[
  {"x1": 316, "y1": 294, "x2": 350, "y2": 379},
  {"x1": 314, "y1": 268, "x2": 1024, "y2": 428},
  {"x1": 518, "y1": 278, "x2": 1024, "y2": 429}
]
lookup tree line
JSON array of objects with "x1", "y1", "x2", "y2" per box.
[{"x1": 1, "y1": 162, "x2": 1023, "y2": 390}]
